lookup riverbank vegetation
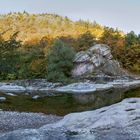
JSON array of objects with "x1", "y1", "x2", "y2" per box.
[{"x1": 0, "y1": 12, "x2": 140, "y2": 81}]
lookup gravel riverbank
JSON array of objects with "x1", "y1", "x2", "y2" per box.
[{"x1": 0, "y1": 111, "x2": 62, "y2": 133}]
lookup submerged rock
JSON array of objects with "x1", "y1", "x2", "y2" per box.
[
  {"x1": 73, "y1": 44, "x2": 123, "y2": 77},
  {"x1": 0, "y1": 98, "x2": 140, "y2": 140}
]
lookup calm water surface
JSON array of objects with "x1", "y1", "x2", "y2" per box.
[{"x1": 0, "y1": 87, "x2": 140, "y2": 116}]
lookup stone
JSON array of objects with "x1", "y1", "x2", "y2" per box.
[
  {"x1": 32, "y1": 95, "x2": 40, "y2": 100},
  {"x1": 74, "y1": 51, "x2": 90, "y2": 63},
  {"x1": 0, "y1": 97, "x2": 6, "y2": 102},
  {"x1": 72, "y1": 44, "x2": 123, "y2": 77},
  {"x1": 102, "y1": 60, "x2": 122, "y2": 76},
  {"x1": 54, "y1": 79, "x2": 140, "y2": 94},
  {"x1": 72, "y1": 63, "x2": 94, "y2": 76},
  {"x1": 89, "y1": 44, "x2": 113, "y2": 59},
  {"x1": 0, "y1": 85, "x2": 26, "y2": 93},
  {"x1": 3, "y1": 93, "x2": 17, "y2": 96},
  {"x1": 55, "y1": 82, "x2": 97, "y2": 94}
]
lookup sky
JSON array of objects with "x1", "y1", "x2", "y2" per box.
[{"x1": 0, "y1": 0, "x2": 139, "y2": 34}]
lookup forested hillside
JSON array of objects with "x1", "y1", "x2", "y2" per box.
[
  {"x1": 0, "y1": 12, "x2": 139, "y2": 81},
  {"x1": 0, "y1": 12, "x2": 104, "y2": 43}
]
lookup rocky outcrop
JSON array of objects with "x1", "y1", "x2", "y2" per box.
[
  {"x1": 0, "y1": 98, "x2": 140, "y2": 140},
  {"x1": 72, "y1": 44, "x2": 123, "y2": 77}
]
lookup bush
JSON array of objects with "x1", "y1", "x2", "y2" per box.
[{"x1": 47, "y1": 39, "x2": 75, "y2": 83}]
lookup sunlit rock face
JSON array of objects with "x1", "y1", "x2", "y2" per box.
[{"x1": 72, "y1": 44, "x2": 123, "y2": 77}]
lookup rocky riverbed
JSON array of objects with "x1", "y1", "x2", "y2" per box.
[
  {"x1": 0, "y1": 98, "x2": 139, "y2": 140},
  {"x1": 0, "y1": 77, "x2": 140, "y2": 95},
  {"x1": 0, "y1": 111, "x2": 62, "y2": 133}
]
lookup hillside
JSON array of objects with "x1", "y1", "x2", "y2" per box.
[{"x1": 0, "y1": 12, "x2": 105, "y2": 43}]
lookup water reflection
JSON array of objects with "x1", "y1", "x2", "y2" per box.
[{"x1": 0, "y1": 87, "x2": 139, "y2": 116}]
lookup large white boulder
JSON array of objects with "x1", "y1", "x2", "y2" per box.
[{"x1": 73, "y1": 44, "x2": 123, "y2": 77}]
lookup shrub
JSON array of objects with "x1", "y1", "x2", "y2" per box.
[{"x1": 47, "y1": 39, "x2": 75, "y2": 83}]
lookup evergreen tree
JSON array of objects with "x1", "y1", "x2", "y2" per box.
[
  {"x1": 125, "y1": 31, "x2": 139, "y2": 47},
  {"x1": 76, "y1": 31, "x2": 96, "y2": 51},
  {"x1": 47, "y1": 39, "x2": 75, "y2": 83}
]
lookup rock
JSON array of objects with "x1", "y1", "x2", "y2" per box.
[
  {"x1": 0, "y1": 98, "x2": 140, "y2": 140},
  {"x1": 89, "y1": 44, "x2": 113, "y2": 59},
  {"x1": 0, "y1": 85, "x2": 26, "y2": 93},
  {"x1": 0, "y1": 79, "x2": 62, "y2": 94},
  {"x1": 0, "y1": 97, "x2": 6, "y2": 102},
  {"x1": 3, "y1": 93, "x2": 17, "y2": 96},
  {"x1": 25, "y1": 93, "x2": 30, "y2": 95},
  {"x1": 73, "y1": 44, "x2": 123, "y2": 77},
  {"x1": 102, "y1": 60, "x2": 122, "y2": 76},
  {"x1": 55, "y1": 83, "x2": 97, "y2": 94},
  {"x1": 32, "y1": 95, "x2": 40, "y2": 100},
  {"x1": 74, "y1": 51, "x2": 90, "y2": 63},
  {"x1": 55, "y1": 79, "x2": 140, "y2": 94},
  {"x1": 55, "y1": 82, "x2": 113, "y2": 94},
  {"x1": 72, "y1": 63, "x2": 94, "y2": 76}
]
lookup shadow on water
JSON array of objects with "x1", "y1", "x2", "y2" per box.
[{"x1": 0, "y1": 87, "x2": 140, "y2": 116}]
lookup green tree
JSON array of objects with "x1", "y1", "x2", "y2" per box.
[
  {"x1": 47, "y1": 39, "x2": 75, "y2": 83},
  {"x1": 125, "y1": 31, "x2": 139, "y2": 47},
  {"x1": 100, "y1": 27, "x2": 123, "y2": 47},
  {"x1": 0, "y1": 32, "x2": 21, "y2": 80},
  {"x1": 76, "y1": 31, "x2": 96, "y2": 51}
]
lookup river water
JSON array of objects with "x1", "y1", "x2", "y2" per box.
[{"x1": 0, "y1": 87, "x2": 140, "y2": 116}]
